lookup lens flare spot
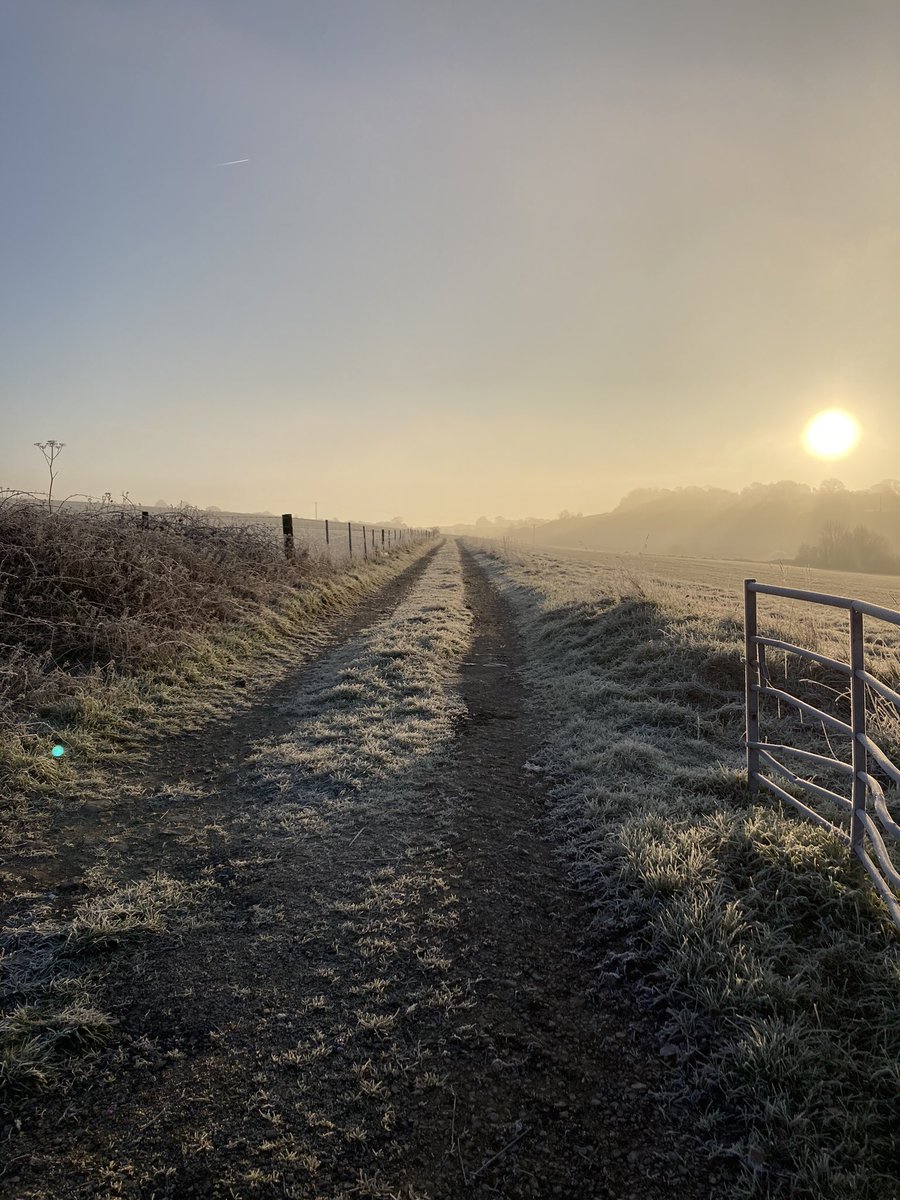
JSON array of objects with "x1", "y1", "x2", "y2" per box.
[
  {"x1": 802, "y1": 409, "x2": 861, "y2": 460},
  {"x1": 51, "y1": 743, "x2": 65, "y2": 758}
]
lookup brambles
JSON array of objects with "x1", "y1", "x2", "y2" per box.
[
  {"x1": 0, "y1": 498, "x2": 317, "y2": 793},
  {"x1": 0, "y1": 499, "x2": 321, "y2": 677}
]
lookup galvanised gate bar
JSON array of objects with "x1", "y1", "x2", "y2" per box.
[{"x1": 744, "y1": 579, "x2": 900, "y2": 928}]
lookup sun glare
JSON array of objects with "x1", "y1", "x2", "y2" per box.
[{"x1": 802, "y1": 409, "x2": 861, "y2": 460}]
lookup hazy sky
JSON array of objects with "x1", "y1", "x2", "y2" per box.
[{"x1": 2, "y1": 1, "x2": 899, "y2": 525}]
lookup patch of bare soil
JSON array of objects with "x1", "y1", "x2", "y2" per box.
[{"x1": 2, "y1": 546, "x2": 721, "y2": 1198}]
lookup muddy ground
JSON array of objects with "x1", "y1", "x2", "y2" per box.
[{"x1": 2, "y1": 543, "x2": 726, "y2": 1199}]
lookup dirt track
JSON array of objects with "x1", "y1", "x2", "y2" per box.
[{"x1": 2, "y1": 542, "x2": 716, "y2": 1199}]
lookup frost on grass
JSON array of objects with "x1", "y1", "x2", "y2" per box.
[
  {"x1": 468, "y1": 541, "x2": 900, "y2": 1200},
  {"x1": 250, "y1": 540, "x2": 472, "y2": 832},
  {"x1": 0, "y1": 494, "x2": 433, "y2": 802},
  {"x1": 1, "y1": 873, "x2": 211, "y2": 1101},
  {"x1": 197, "y1": 545, "x2": 478, "y2": 1185}
]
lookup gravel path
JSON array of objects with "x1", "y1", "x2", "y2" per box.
[{"x1": 2, "y1": 542, "x2": 714, "y2": 1199}]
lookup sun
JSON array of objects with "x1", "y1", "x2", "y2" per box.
[{"x1": 802, "y1": 409, "x2": 861, "y2": 460}]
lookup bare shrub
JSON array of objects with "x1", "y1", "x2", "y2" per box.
[{"x1": 0, "y1": 500, "x2": 325, "y2": 673}]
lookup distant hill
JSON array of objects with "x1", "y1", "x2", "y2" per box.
[{"x1": 526, "y1": 481, "x2": 900, "y2": 565}]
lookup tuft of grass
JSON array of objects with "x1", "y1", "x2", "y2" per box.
[
  {"x1": 1, "y1": 873, "x2": 211, "y2": 1106},
  {"x1": 65, "y1": 875, "x2": 207, "y2": 951}
]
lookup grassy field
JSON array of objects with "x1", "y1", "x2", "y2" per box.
[
  {"x1": 508, "y1": 540, "x2": 900, "y2": 607},
  {"x1": 469, "y1": 539, "x2": 900, "y2": 1200}
]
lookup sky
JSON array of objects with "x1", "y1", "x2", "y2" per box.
[{"x1": 2, "y1": 1, "x2": 899, "y2": 526}]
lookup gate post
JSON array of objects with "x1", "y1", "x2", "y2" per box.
[
  {"x1": 744, "y1": 580, "x2": 759, "y2": 796},
  {"x1": 849, "y1": 606, "x2": 867, "y2": 858}
]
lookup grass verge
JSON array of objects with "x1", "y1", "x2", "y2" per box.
[
  {"x1": 248, "y1": 537, "x2": 472, "y2": 832},
  {"x1": 468, "y1": 540, "x2": 900, "y2": 1200},
  {"x1": 0, "y1": 498, "x2": 434, "y2": 798}
]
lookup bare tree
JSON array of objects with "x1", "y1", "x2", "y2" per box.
[{"x1": 33, "y1": 440, "x2": 65, "y2": 512}]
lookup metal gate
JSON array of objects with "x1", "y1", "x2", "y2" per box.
[{"x1": 744, "y1": 579, "x2": 900, "y2": 928}]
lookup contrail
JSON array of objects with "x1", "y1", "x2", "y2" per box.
[{"x1": 217, "y1": 158, "x2": 249, "y2": 166}]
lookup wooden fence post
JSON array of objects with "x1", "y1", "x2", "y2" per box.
[
  {"x1": 325, "y1": 518, "x2": 330, "y2": 546},
  {"x1": 282, "y1": 513, "x2": 294, "y2": 559},
  {"x1": 362, "y1": 524, "x2": 368, "y2": 561},
  {"x1": 141, "y1": 510, "x2": 149, "y2": 529},
  {"x1": 348, "y1": 521, "x2": 353, "y2": 558}
]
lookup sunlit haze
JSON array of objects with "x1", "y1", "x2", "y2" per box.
[
  {"x1": 2, "y1": 1, "x2": 898, "y2": 525},
  {"x1": 802, "y1": 409, "x2": 861, "y2": 461}
]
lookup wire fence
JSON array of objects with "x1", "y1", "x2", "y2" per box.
[
  {"x1": 140, "y1": 510, "x2": 437, "y2": 563},
  {"x1": 744, "y1": 578, "x2": 900, "y2": 928},
  {"x1": 276, "y1": 514, "x2": 437, "y2": 562},
  {"x1": 2, "y1": 492, "x2": 438, "y2": 565}
]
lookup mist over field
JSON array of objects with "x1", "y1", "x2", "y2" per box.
[{"x1": 447, "y1": 479, "x2": 900, "y2": 573}]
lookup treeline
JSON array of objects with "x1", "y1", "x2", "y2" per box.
[
  {"x1": 523, "y1": 478, "x2": 900, "y2": 567},
  {"x1": 614, "y1": 477, "x2": 900, "y2": 512},
  {"x1": 795, "y1": 522, "x2": 900, "y2": 575}
]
